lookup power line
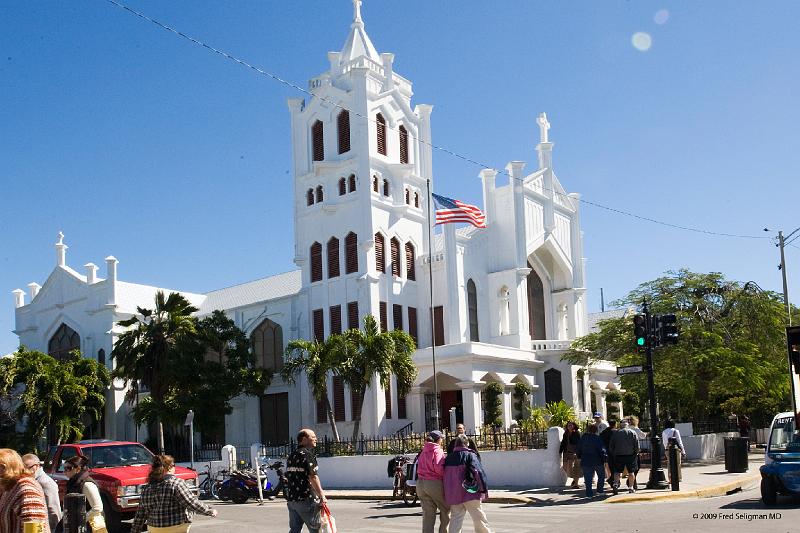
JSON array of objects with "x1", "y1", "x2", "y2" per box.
[{"x1": 102, "y1": 0, "x2": 769, "y2": 241}]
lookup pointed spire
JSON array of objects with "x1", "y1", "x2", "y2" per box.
[{"x1": 339, "y1": 0, "x2": 380, "y2": 64}]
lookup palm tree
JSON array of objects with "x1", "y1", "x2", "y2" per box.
[
  {"x1": 281, "y1": 338, "x2": 341, "y2": 442},
  {"x1": 112, "y1": 291, "x2": 198, "y2": 453},
  {"x1": 340, "y1": 315, "x2": 418, "y2": 442}
]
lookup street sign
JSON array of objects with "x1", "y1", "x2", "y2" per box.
[{"x1": 616, "y1": 365, "x2": 644, "y2": 376}]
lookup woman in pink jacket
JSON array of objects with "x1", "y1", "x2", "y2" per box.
[{"x1": 416, "y1": 430, "x2": 450, "y2": 533}]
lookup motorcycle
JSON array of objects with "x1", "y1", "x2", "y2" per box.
[{"x1": 217, "y1": 460, "x2": 286, "y2": 504}]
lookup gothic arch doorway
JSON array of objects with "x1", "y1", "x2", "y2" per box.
[
  {"x1": 251, "y1": 318, "x2": 284, "y2": 372},
  {"x1": 48, "y1": 323, "x2": 80, "y2": 361},
  {"x1": 544, "y1": 368, "x2": 563, "y2": 404}
]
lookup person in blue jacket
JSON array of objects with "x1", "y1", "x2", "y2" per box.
[{"x1": 576, "y1": 423, "x2": 607, "y2": 497}]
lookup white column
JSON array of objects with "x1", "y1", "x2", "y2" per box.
[
  {"x1": 503, "y1": 385, "x2": 514, "y2": 428},
  {"x1": 506, "y1": 161, "x2": 527, "y2": 268},
  {"x1": 407, "y1": 386, "x2": 426, "y2": 433},
  {"x1": 444, "y1": 224, "x2": 461, "y2": 344},
  {"x1": 457, "y1": 381, "x2": 485, "y2": 433},
  {"x1": 616, "y1": 401, "x2": 624, "y2": 421},
  {"x1": 479, "y1": 168, "x2": 498, "y2": 227},
  {"x1": 12, "y1": 289, "x2": 25, "y2": 308},
  {"x1": 594, "y1": 390, "x2": 607, "y2": 419}
]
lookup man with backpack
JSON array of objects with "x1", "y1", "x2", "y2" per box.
[
  {"x1": 416, "y1": 430, "x2": 449, "y2": 533},
  {"x1": 609, "y1": 419, "x2": 640, "y2": 494}
]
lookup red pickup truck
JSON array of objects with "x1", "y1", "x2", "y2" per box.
[{"x1": 46, "y1": 440, "x2": 199, "y2": 531}]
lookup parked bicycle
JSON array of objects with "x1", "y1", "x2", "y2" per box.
[{"x1": 390, "y1": 454, "x2": 418, "y2": 506}]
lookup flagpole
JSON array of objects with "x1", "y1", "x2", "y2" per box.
[{"x1": 426, "y1": 178, "x2": 441, "y2": 431}]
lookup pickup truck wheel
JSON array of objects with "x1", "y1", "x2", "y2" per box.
[
  {"x1": 761, "y1": 478, "x2": 777, "y2": 506},
  {"x1": 101, "y1": 497, "x2": 123, "y2": 533}
]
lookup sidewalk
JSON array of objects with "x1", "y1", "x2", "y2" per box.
[{"x1": 324, "y1": 452, "x2": 764, "y2": 505}]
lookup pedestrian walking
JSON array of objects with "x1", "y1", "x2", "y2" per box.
[
  {"x1": 416, "y1": 431, "x2": 450, "y2": 533},
  {"x1": 0, "y1": 448, "x2": 50, "y2": 533},
  {"x1": 609, "y1": 419, "x2": 640, "y2": 494},
  {"x1": 63, "y1": 455, "x2": 106, "y2": 533},
  {"x1": 559, "y1": 421, "x2": 582, "y2": 488},
  {"x1": 21, "y1": 454, "x2": 61, "y2": 533},
  {"x1": 285, "y1": 429, "x2": 327, "y2": 533},
  {"x1": 599, "y1": 419, "x2": 617, "y2": 488},
  {"x1": 446, "y1": 424, "x2": 480, "y2": 459},
  {"x1": 576, "y1": 424, "x2": 607, "y2": 497},
  {"x1": 627, "y1": 417, "x2": 647, "y2": 490},
  {"x1": 661, "y1": 420, "x2": 686, "y2": 483},
  {"x1": 443, "y1": 434, "x2": 492, "y2": 533},
  {"x1": 593, "y1": 412, "x2": 609, "y2": 433},
  {"x1": 130, "y1": 454, "x2": 217, "y2": 533}
]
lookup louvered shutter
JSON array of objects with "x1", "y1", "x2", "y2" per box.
[
  {"x1": 313, "y1": 308, "x2": 324, "y2": 341},
  {"x1": 347, "y1": 301, "x2": 359, "y2": 330},
  {"x1": 379, "y1": 301, "x2": 388, "y2": 332},
  {"x1": 390, "y1": 238, "x2": 400, "y2": 276},
  {"x1": 433, "y1": 306, "x2": 444, "y2": 346},
  {"x1": 383, "y1": 179, "x2": 390, "y2": 197},
  {"x1": 316, "y1": 397, "x2": 327, "y2": 423},
  {"x1": 351, "y1": 388, "x2": 363, "y2": 420},
  {"x1": 376, "y1": 113, "x2": 387, "y2": 155},
  {"x1": 408, "y1": 307, "x2": 418, "y2": 345},
  {"x1": 345, "y1": 232, "x2": 358, "y2": 274},
  {"x1": 405, "y1": 242, "x2": 416, "y2": 281},
  {"x1": 333, "y1": 376, "x2": 345, "y2": 422},
  {"x1": 315, "y1": 185, "x2": 324, "y2": 203},
  {"x1": 373, "y1": 175, "x2": 379, "y2": 193},
  {"x1": 312, "y1": 120, "x2": 324, "y2": 161},
  {"x1": 398, "y1": 394, "x2": 407, "y2": 419},
  {"x1": 327, "y1": 237, "x2": 340, "y2": 278},
  {"x1": 375, "y1": 233, "x2": 385, "y2": 273},
  {"x1": 399, "y1": 125, "x2": 409, "y2": 164},
  {"x1": 330, "y1": 305, "x2": 342, "y2": 335},
  {"x1": 337, "y1": 110, "x2": 350, "y2": 154},
  {"x1": 310, "y1": 242, "x2": 322, "y2": 282},
  {"x1": 338, "y1": 177, "x2": 346, "y2": 196},
  {"x1": 405, "y1": 189, "x2": 410, "y2": 204},
  {"x1": 307, "y1": 189, "x2": 315, "y2": 206},
  {"x1": 393, "y1": 304, "x2": 403, "y2": 331},
  {"x1": 348, "y1": 174, "x2": 356, "y2": 192}
]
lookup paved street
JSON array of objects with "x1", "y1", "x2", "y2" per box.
[{"x1": 185, "y1": 488, "x2": 799, "y2": 533}]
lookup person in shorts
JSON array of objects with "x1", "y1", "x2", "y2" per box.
[
  {"x1": 608, "y1": 419, "x2": 640, "y2": 494},
  {"x1": 285, "y1": 429, "x2": 327, "y2": 533}
]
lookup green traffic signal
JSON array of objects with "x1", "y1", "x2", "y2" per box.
[
  {"x1": 637, "y1": 337, "x2": 645, "y2": 346},
  {"x1": 633, "y1": 314, "x2": 647, "y2": 348}
]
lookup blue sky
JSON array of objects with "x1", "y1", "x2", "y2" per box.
[{"x1": 2, "y1": 1, "x2": 799, "y2": 355}]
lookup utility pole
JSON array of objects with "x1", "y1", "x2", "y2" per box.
[{"x1": 777, "y1": 230, "x2": 799, "y2": 417}]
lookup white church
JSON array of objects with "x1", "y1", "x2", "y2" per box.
[{"x1": 12, "y1": 2, "x2": 620, "y2": 446}]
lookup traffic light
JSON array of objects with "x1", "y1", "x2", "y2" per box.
[
  {"x1": 660, "y1": 314, "x2": 679, "y2": 345},
  {"x1": 634, "y1": 314, "x2": 647, "y2": 348},
  {"x1": 787, "y1": 326, "x2": 800, "y2": 375}
]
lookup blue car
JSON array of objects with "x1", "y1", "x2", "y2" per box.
[{"x1": 760, "y1": 411, "x2": 800, "y2": 505}]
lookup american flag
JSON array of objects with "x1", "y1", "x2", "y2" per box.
[{"x1": 432, "y1": 193, "x2": 486, "y2": 228}]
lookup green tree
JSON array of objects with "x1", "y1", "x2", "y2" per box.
[
  {"x1": 340, "y1": 315, "x2": 418, "y2": 442},
  {"x1": 564, "y1": 270, "x2": 793, "y2": 422},
  {"x1": 112, "y1": 291, "x2": 198, "y2": 453},
  {"x1": 0, "y1": 347, "x2": 109, "y2": 450},
  {"x1": 512, "y1": 382, "x2": 533, "y2": 421},
  {"x1": 282, "y1": 338, "x2": 342, "y2": 442},
  {"x1": 483, "y1": 382, "x2": 504, "y2": 427}
]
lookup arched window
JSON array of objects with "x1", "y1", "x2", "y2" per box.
[
  {"x1": 467, "y1": 279, "x2": 479, "y2": 342},
  {"x1": 383, "y1": 179, "x2": 390, "y2": 197},
  {"x1": 390, "y1": 237, "x2": 401, "y2": 277},
  {"x1": 405, "y1": 242, "x2": 416, "y2": 281},
  {"x1": 315, "y1": 185, "x2": 324, "y2": 203},
  {"x1": 48, "y1": 323, "x2": 80, "y2": 361},
  {"x1": 414, "y1": 192, "x2": 420, "y2": 208},
  {"x1": 312, "y1": 120, "x2": 324, "y2": 162},
  {"x1": 337, "y1": 110, "x2": 350, "y2": 154},
  {"x1": 251, "y1": 318, "x2": 284, "y2": 371},
  {"x1": 527, "y1": 264, "x2": 546, "y2": 339},
  {"x1": 372, "y1": 175, "x2": 379, "y2": 193},
  {"x1": 405, "y1": 189, "x2": 410, "y2": 205},
  {"x1": 310, "y1": 242, "x2": 322, "y2": 282},
  {"x1": 374, "y1": 232, "x2": 385, "y2": 273},
  {"x1": 544, "y1": 368, "x2": 563, "y2": 404},
  {"x1": 306, "y1": 188, "x2": 315, "y2": 206},
  {"x1": 376, "y1": 113, "x2": 387, "y2": 155},
  {"x1": 327, "y1": 237, "x2": 340, "y2": 278},
  {"x1": 348, "y1": 174, "x2": 356, "y2": 192},
  {"x1": 338, "y1": 177, "x2": 346, "y2": 196},
  {"x1": 399, "y1": 124, "x2": 409, "y2": 164},
  {"x1": 345, "y1": 232, "x2": 358, "y2": 274}
]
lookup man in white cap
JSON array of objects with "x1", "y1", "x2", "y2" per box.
[
  {"x1": 593, "y1": 412, "x2": 609, "y2": 433},
  {"x1": 23, "y1": 453, "x2": 61, "y2": 532}
]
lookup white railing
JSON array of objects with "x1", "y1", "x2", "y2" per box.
[{"x1": 531, "y1": 339, "x2": 572, "y2": 351}]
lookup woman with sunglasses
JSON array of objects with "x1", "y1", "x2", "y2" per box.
[
  {"x1": 64, "y1": 456, "x2": 107, "y2": 533},
  {"x1": 0, "y1": 448, "x2": 50, "y2": 533}
]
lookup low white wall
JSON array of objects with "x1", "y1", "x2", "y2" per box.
[
  {"x1": 682, "y1": 432, "x2": 738, "y2": 460},
  {"x1": 319, "y1": 427, "x2": 565, "y2": 490}
]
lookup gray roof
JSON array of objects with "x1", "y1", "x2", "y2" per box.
[
  {"x1": 198, "y1": 270, "x2": 302, "y2": 315},
  {"x1": 587, "y1": 308, "x2": 630, "y2": 333}
]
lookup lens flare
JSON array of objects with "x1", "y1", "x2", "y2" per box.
[
  {"x1": 631, "y1": 32, "x2": 652, "y2": 52},
  {"x1": 654, "y1": 9, "x2": 670, "y2": 25}
]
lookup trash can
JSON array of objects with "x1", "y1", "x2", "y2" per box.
[{"x1": 724, "y1": 437, "x2": 749, "y2": 473}]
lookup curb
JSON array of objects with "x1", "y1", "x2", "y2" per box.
[
  {"x1": 607, "y1": 473, "x2": 761, "y2": 504},
  {"x1": 324, "y1": 493, "x2": 535, "y2": 504}
]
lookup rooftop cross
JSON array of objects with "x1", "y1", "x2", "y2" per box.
[
  {"x1": 56, "y1": 231, "x2": 64, "y2": 245},
  {"x1": 537, "y1": 112, "x2": 551, "y2": 144},
  {"x1": 353, "y1": 0, "x2": 362, "y2": 24}
]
